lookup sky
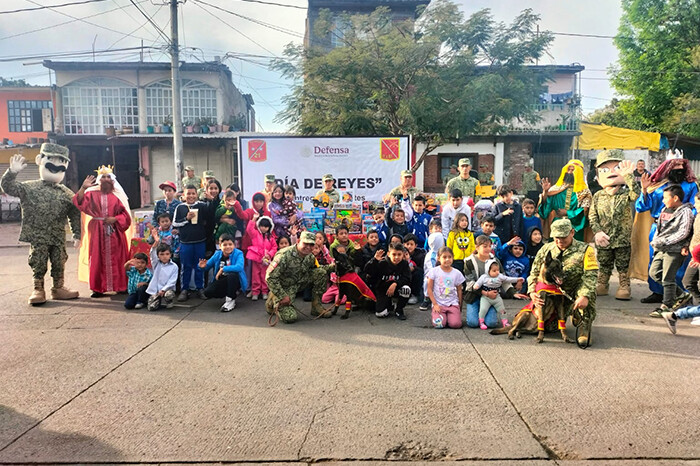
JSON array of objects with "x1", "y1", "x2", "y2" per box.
[{"x1": 0, "y1": 0, "x2": 623, "y2": 132}]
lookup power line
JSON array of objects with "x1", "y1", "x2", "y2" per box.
[
  {"x1": 105, "y1": 3, "x2": 165, "y2": 50},
  {"x1": 128, "y1": 0, "x2": 170, "y2": 42},
  {"x1": 219, "y1": 0, "x2": 305, "y2": 10},
  {"x1": 195, "y1": 0, "x2": 303, "y2": 38},
  {"x1": 0, "y1": 46, "x2": 159, "y2": 63},
  {"x1": 0, "y1": 0, "x2": 110, "y2": 15}
]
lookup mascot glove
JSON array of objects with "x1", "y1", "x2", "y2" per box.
[
  {"x1": 9, "y1": 154, "x2": 27, "y2": 173},
  {"x1": 399, "y1": 285, "x2": 412, "y2": 298},
  {"x1": 594, "y1": 231, "x2": 610, "y2": 248},
  {"x1": 73, "y1": 239, "x2": 81, "y2": 249}
]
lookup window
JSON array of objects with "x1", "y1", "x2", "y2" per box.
[
  {"x1": 146, "y1": 79, "x2": 217, "y2": 125},
  {"x1": 62, "y1": 78, "x2": 138, "y2": 135},
  {"x1": 438, "y1": 153, "x2": 477, "y2": 183},
  {"x1": 330, "y1": 16, "x2": 350, "y2": 48},
  {"x1": 8, "y1": 100, "x2": 52, "y2": 132}
]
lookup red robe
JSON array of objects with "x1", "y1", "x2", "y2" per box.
[{"x1": 73, "y1": 190, "x2": 131, "y2": 293}]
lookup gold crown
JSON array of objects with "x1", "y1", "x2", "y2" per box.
[{"x1": 95, "y1": 165, "x2": 114, "y2": 176}]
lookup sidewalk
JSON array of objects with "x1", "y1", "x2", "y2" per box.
[{"x1": 0, "y1": 222, "x2": 24, "y2": 248}]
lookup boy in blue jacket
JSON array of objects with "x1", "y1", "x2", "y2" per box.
[
  {"x1": 198, "y1": 233, "x2": 248, "y2": 312},
  {"x1": 498, "y1": 238, "x2": 530, "y2": 293},
  {"x1": 408, "y1": 195, "x2": 432, "y2": 246}
]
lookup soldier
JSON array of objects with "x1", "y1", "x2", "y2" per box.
[
  {"x1": 445, "y1": 158, "x2": 481, "y2": 201},
  {"x1": 181, "y1": 166, "x2": 201, "y2": 192},
  {"x1": 443, "y1": 164, "x2": 458, "y2": 186},
  {"x1": 198, "y1": 170, "x2": 216, "y2": 200},
  {"x1": 385, "y1": 170, "x2": 421, "y2": 204},
  {"x1": 265, "y1": 231, "x2": 335, "y2": 324},
  {"x1": 589, "y1": 150, "x2": 639, "y2": 300},
  {"x1": 528, "y1": 218, "x2": 598, "y2": 348},
  {"x1": 521, "y1": 160, "x2": 541, "y2": 203},
  {"x1": 263, "y1": 173, "x2": 276, "y2": 204},
  {"x1": 1, "y1": 145, "x2": 81, "y2": 305},
  {"x1": 314, "y1": 174, "x2": 340, "y2": 208},
  {"x1": 478, "y1": 164, "x2": 495, "y2": 186}
]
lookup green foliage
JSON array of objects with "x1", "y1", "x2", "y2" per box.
[
  {"x1": 271, "y1": 0, "x2": 553, "y2": 168},
  {"x1": 610, "y1": 0, "x2": 700, "y2": 135},
  {"x1": 0, "y1": 77, "x2": 33, "y2": 87}
]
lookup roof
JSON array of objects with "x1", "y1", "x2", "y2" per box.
[
  {"x1": 308, "y1": 0, "x2": 428, "y2": 8},
  {"x1": 0, "y1": 86, "x2": 51, "y2": 92},
  {"x1": 43, "y1": 60, "x2": 233, "y2": 79},
  {"x1": 109, "y1": 131, "x2": 292, "y2": 141}
]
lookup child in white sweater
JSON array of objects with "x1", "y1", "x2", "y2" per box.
[{"x1": 473, "y1": 259, "x2": 523, "y2": 329}]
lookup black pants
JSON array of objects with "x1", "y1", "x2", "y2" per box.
[
  {"x1": 203, "y1": 272, "x2": 241, "y2": 299},
  {"x1": 410, "y1": 267, "x2": 424, "y2": 298},
  {"x1": 375, "y1": 288, "x2": 409, "y2": 313},
  {"x1": 124, "y1": 284, "x2": 149, "y2": 309},
  {"x1": 453, "y1": 260, "x2": 464, "y2": 274}
]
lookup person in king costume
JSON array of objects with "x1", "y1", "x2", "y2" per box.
[
  {"x1": 1, "y1": 144, "x2": 81, "y2": 305},
  {"x1": 538, "y1": 159, "x2": 590, "y2": 241},
  {"x1": 631, "y1": 152, "x2": 698, "y2": 305},
  {"x1": 73, "y1": 166, "x2": 132, "y2": 297}
]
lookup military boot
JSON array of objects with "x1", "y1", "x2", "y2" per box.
[
  {"x1": 29, "y1": 279, "x2": 46, "y2": 305},
  {"x1": 311, "y1": 296, "x2": 332, "y2": 318},
  {"x1": 265, "y1": 291, "x2": 276, "y2": 315},
  {"x1": 577, "y1": 321, "x2": 592, "y2": 348},
  {"x1": 615, "y1": 272, "x2": 631, "y2": 301},
  {"x1": 51, "y1": 277, "x2": 79, "y2": 300},
  {"x1": 595, "y1": 272, "x2": 610, "y2": 296}
]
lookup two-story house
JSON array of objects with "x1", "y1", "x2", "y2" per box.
[{"x1": 43, "y1": 60, "x2": 255, "y2": 207}]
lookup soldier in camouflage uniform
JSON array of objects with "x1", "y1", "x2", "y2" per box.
[
  {"x1": 386, "y1": 170, "x2": 421, "y2": 204},
  {"x1": 589, "y1": 150, "x2": 639, "y2": 300},
  {"x1": 445, "y1": 158, "x2": 481, "y2": 201},
  {"x1": 314, "y1": 173, "x2": 341, "y2": 208},
  {"x1": 265, "y1": 231, "x2": 335, "y2": 323},
  {"x1": 521, "y1": 161, "x2": 541, "y2": 203},
  {"x1": 528, "y1": 218, "x2": 598, "y2": 347},
  {"x1": 478, "y1": 164, "x2": 495, "y2": 186},
  {"x1": 1, "y1": 144, "x2": 81, "y2": 305},
  {"x1": 181, "y1": 166, "x2": 201, "y2": 192}
]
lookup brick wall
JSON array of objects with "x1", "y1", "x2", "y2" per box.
[
  {"x1": 505, "y1": 142, "x2": 532, "y2": 193},
  {"x1": 424, "y1": 153, "x2": 440, "y2": 193}
]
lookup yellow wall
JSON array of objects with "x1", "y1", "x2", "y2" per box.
[{"x1": 0, "y1": 147, "x2": 41, "y2": 164}]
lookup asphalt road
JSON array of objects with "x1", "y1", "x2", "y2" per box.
[{"x1": 1, "y1": 246, "x2": 698, "y2": 465}]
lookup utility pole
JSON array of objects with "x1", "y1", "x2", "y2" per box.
[{"x1": 170, "y1": 0, "x2": 184, "y2": 190}]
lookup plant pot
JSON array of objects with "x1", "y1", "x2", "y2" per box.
[
  {"x1": 122, "y1": 127, "x2": 133, "y2": 134},
  {"x1": 186, "y1": 125, "x2": 193, "y2": 133},
  {"x1": 155, "y1": 125, "x2": 162, "y2": 134},
  {"x1": 221, "y1": 124, "x2": 230, "y2": 132},
  {"x1": 209, "y1": 125, "x2": 217, "y2": 133},
  {"x1": 105, "y1": 126, "x2": 116, "y2": 137},
  {"x1": 162, "y1": 125, "x2": 171, "y2": 134},
  {"x1": 201, "y1": 125, "x2": 210, "y2": 134},
  {"x1": 146, "y1": 126, "x2": 154, "y2": 134},
  {"x1": 193, "y1": 125, "x2": 201, "y2": 134}
]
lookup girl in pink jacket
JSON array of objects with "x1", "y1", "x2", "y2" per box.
[{"x1": 245, "y1": 215, "x2": 277, "y2": 300}]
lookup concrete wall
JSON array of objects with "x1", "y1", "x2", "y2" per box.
[{"x1": 0, "y1": 88, "x2": 54, "y2": 143}]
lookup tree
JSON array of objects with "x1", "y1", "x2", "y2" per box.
[
  {"x1": 609, "y1": 0, "x2": 700, "y2": 134},
  {"x1": 272, "y1": 0, "x2": 553, "y2": 171},
  {"x1": 586, "y1": 98, "x2": 643, "y2": 129},
  {"x1": 0, "y1": 77, "x2": 33, "y2": 87}
]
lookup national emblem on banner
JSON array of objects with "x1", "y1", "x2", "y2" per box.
[
  {"x1": 379, "y1": 138, "x2": 400, "y2": 161},
  {"x1": 248, "y1": 140, "x2": 267, "y2": 162}
]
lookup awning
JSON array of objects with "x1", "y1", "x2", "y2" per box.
[{"x1": 576, "y1": 122, "x2": 661, "y2": 152}]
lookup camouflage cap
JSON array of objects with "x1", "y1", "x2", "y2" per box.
[
  {"x1": 596, "y1": 149, "x2": 625, "y2": 168},
  {"x1": 459, "y1": 157, "x2": 471, "y2": 167},
  {"x1": 550, "y1": 218, "x2": 574, "y2": 238},
  {"x1": 300, "y1": 231, "x2": 315, "y2": 244},
  {"x1": 203, "y1": 170, "x2": 215, "y2": 178},
  {"x1": 184, "y1": 165, "x2": 195, "y2": 172},
  {"x1": 264, "y1": 174, "x2": 276, "y2": 183},
  {"x1": 480, "y1": 163, "x2": 488, "y2": 168},
  {"x1": 322, "y1": 173, "x2": 334, "y2": 181},
  {"x1": 39, "y1": 143, "x2": 70, "y2": 161},
  {"x1": 401, "y1": 169, "x2": 413, "y2": 177},
  {"x1": 450, "y1": 164, "x2": 458, "y2": 170}
]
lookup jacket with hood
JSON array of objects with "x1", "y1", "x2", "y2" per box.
[
  {"x1": 246, "y1": 215, "x2": 278, "y2": 263},
  {"x1": 651, "y1": 202, "x2": 695, "y2": 253},
  {"x1": 423, "y1": 232, "x2": 446, "y2": 293},
  {"x1": 232, "y1": 192, "x2": 271, "y2": 251},
  {"x1": 498, "y1": 239, "x2": 530, "y2": 280},
  {"x1": 357, "y1": 242, "x2": 385, "y2": 273},
  {"x1": 525, "y1": 226, "x2": 544, "y2": 264},
  {"x1": 493, "y1": 199, "x2": 524, "y2": 244},
  {"x1": 202, "y1": 248, "x2": 248, "y2": 292},
  {"x1": 522, "y1": 213, "x2": 542, "y2": 235},
  {"x1": 441, "y1": 201, "x2": 472, "y2": 237}
]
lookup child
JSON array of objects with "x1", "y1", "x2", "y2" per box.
[
  {"x1": 525, "y1": 226, "x2": 544, "y2": 264},
  {"x1": 477, "y1": 216, "x2": 502, "y2": 256},
  {"x1": 330, "y1": 225, "x2": 359, "y2": 263},
  {"x1": 521, "y1": 198, "x2": 542, "y2": 233},
  {"x1": 146, "y1": 242, "x2": 179, "y2": 311},
  {"x1": 446, "y1": 213, "x2": 475, "y2": 273},
  {"x1": 172, "y1": 185, "x2": 208, "y2": 301},
  {"x1": 387, "y1": 206, "x2": 410, "y2": 238},
  {"x1": 426, "y1": 247, "x2": 465, "y2": 329},
  {"x1": 357, "y1": 229, "x2": 383, "y2": 274},
  {"x1": 314, "y1": 231, "x2": 334, "y2": 266},
  {"x1": 124, "y1": 252, "x2": 152, "y2": 309},
  {"x1": 493, "y1": 184, "x2": 523, "y2": 244},
  {"x1": 268, "y1": 185, "x2": 290, "y2": 239},
  {"x1": 364, "y1": 243, "x2": 412, "y2": 320},
  {"x1": 403, "y1": 233, "x2": 426, "y2": 305},
  {"x1": 153, "y1": 180, "x2": 181, "y2": 219},
  {"x1": 372, "y1": 207, "x2": 389, "y2": 247},
  {"x1": 199, "y1": 233, "x2": 248, "y2": 312},
  {"x1": 246, "y1": 216, "x2": 277, "y2": 300},
  {"x1": 441, "y1": 189, "x2": 472, "y2": 237},
  {"x1": 423, "y1": 219, "x2": 442, "y2": 250},
  {"x1": 420, "y1": 231, "x2": 446, "y2": 311},
  {"x1": 498, "y1": 238, "x2": 530, "y2": 291},
  {"x1": 389, "y1": 234, "x2": 403, "y2": 247},
  {"x1": 277, "y1": 235, "x2": 291, "y2": 250},
  {"x1": 471, "y1": 199, "x2": 494, "y2": 233},
  {"x1": 148, "y1": 213, "x2": 180, "y2": 262},
  {"x1": 408, "y1": 195, "x2": 432, "y2": 246},
  {"x1": 215, "y1": 190, "x2": 242, "y2": 243},
  {"x1": 281, "y1": 185, "x2": 303, "y2": 239},
  {"x1": 473, "y1": 259, "x2": 523, "y2": 329},
  {"x1": 649, "y1": 184, "x2": 695, "y2": 315}
]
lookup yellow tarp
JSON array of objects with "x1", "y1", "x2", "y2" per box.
[{"x1": 576, "y1": 122, "x2": 661, "y2": 152}]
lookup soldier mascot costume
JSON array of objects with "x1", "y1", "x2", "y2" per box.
[
  {"x1": 588, "y1": 150, "x2": 639, "y2": 300},
  {"x1": 1, "y1": 144, "x2": 81, "y2": 305}
]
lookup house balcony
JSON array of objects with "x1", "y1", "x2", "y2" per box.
[{"x1": 509, "y1": 103, "x2": 581, "y2": 133}]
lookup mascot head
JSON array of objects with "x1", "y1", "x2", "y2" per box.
[
  {"x1": 596, "y1": 150, "x2": 626, "y2": 188},
  {"x1": 35, "y1": 143, "x2": 70, "y2": 184}
]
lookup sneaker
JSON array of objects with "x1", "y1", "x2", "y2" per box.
[
  {"x1": 251, "y1": 294, "x2": 259, "y2": 301},
  {"x1": 672, "y1": 292, "x2": 693, "y2": 311},
  {"x1": 661, "y1": 311, "x2": 677, "y2": 334},
  {"x1": 501, "y1": 318, "x2": 510, "y2": 327},
  {"x1": 375, "y1": 309, "x2": 389, "y2": 318},
  {"x1": 691, "y1": 316, "x2": 700, "y2": 326},
  {"x1": 166, "y1": 302, "x2": 174, "y2": 309},
  {"x1": 246, "y1": 291, "x2": 253, "y2": 299},
  {"x1": 649, "y1": 307, "x2": 665, "y2": 318},
  {"x1": 134, "y1": 303, "x2": 144, "y2": 309},
  {"x1": 197, "y1": 289, "x2": 208, "y2": 300},
  {"x1": 419, "y1": 299, "x2": 430, "y2": 312},
  {"x1": 408, "y1": 295, "x2": 418, "y2": 305},
  {"x1": 220, "y1": 297, "x2": 236, "y2": 312},
  {"x1": 177, "y1": 290, "x2": 189, "y2": 302},
  {"x1": 262, "y1": 293, "x2": 268, "y2": 300},
  {"x1": 641, "y1": 292, "x2": 663, "y2": 304},
  {"x1": 395, "y1": 309, "x2": 407, "y2": 320}
]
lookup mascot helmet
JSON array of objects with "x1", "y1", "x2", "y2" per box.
[{"x1": 35, "y1": 143, "x2": 70, "y2": 184}]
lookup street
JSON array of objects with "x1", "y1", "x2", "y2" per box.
[{"x1": 1, "y1": 244, "x2": 699, "y2": 465}]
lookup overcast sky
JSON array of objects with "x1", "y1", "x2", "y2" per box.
[{"x1": 0, "y1": 0, "x2": 622, "y2": 132}]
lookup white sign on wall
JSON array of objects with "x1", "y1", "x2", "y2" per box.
[{"x1": 238, "y1": 136, "x2": 410, "y2": 208}]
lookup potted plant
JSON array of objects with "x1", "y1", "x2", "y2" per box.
[
  {"x1": 146, "y1": 124, "x2": 155, "y2": 134},
  {"x1": 228, "y1": 113, "x2": 247, "y2": 131},
  {"x1": 184, "y1": 120, "x2": 193, "y2": 133},
  {"x1": 221, "y1": 119, "x2": 230, "y2": 132},
  {"x1": 199, "y1": 116, "x2": 214, "y2": 134},
  {"x1": 105, "y1": 126, "x2": 116, "y2": 137},
  {"x1": 162, "y1": 116, "x2": 172, "y2": 134},
  {"x1": 122, "y1": 126, "x2": 133, "y2": 135},
  {"x1": 193, "y1": 118, "x2": 202, "y2": 133}
]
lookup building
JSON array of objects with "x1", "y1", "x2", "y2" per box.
[
  {"x1": 43, "y1": 60, "x2": 255, "y2": 208},
  {"x1": 305, "y1": 0, "x2": 429, "y2": 50},
  {"x1": 0, "y1": 86, "x2": 54, "y2": 146},
  {"x1": 417, "y1": 64, "x2": 585, "y2": 194}
]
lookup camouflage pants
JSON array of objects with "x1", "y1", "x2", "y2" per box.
[
  {"x1": 542, "y1": 295, "x2": 596, "y2": 332},
  {"x1": 596, "y1": 246, "x2": 631, "y2": 276},
  {"x1": 28, "y1": 243, "x2": 68, "y2": 280},
  {"x1": 265, "y1": 268, "x2": 329, "y2": 323}
]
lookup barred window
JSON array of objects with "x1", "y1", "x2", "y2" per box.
[
  {"x1": 62, "y1": 78, "x2": 137, "y2": 135},
  {"x1": 145, "y1": 79, "x2": 217, "y2": 125},
  {"x1": 8, "y1": 100, "x2": 52, "y2": 132}
]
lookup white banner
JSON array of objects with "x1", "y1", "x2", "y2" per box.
[{"x1": 238, "y1": 136, "x2": 410, "y2": 209}]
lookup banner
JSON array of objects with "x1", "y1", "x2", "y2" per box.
[{"x1": 238, "y1": 136, "x2": 410, "y2": 208}]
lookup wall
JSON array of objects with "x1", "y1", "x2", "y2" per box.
[
  {"x1": 546, "y1": 72, "x2": 576, "y2": 95},
  {"x1": 0, "y1": 88, "x2": 53, "y2": 143}
]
